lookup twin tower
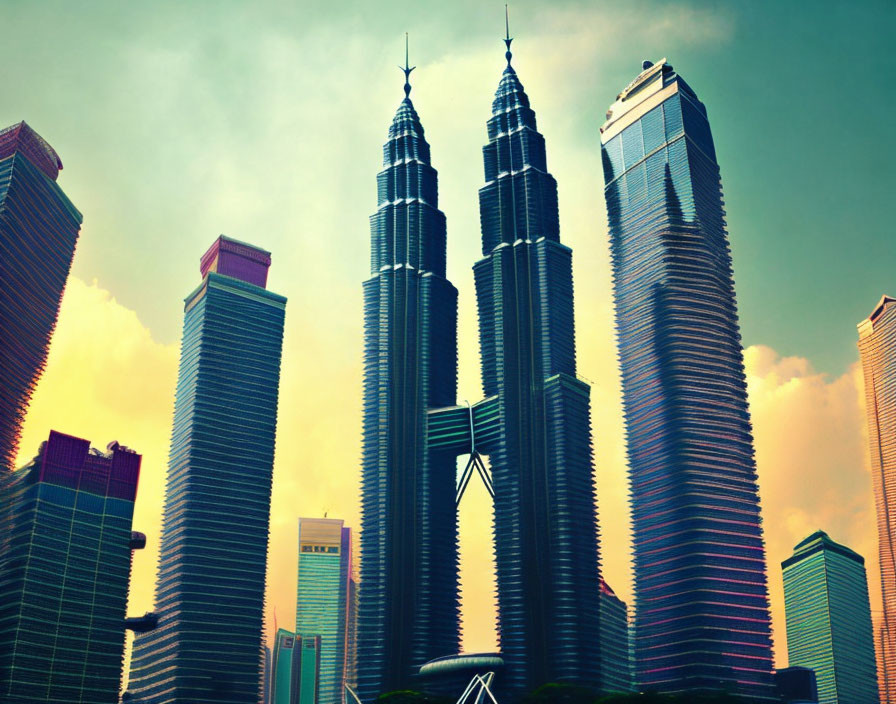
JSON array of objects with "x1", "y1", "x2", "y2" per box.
[{"x1": 358, "y1": 37, "x2": 602, "y2": 700}]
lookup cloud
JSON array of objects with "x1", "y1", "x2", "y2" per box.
[
  {"x1": 744, "y1": 345, "x2": 877, "y2": 663},
  {"x1": 15, "y1": 277, "x2": 179, "y2": 685}
]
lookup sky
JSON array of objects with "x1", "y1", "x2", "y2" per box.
[{"x1": 4, "y1": 0, "x2": 895, "y2": 675}]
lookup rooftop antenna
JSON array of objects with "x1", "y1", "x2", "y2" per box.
[
  {"x1": 400, "y1": 32, "x2": 415, "y2": 97},
  {"x1": 504, "y1": 4, "x2": 513, "y2": 66}
]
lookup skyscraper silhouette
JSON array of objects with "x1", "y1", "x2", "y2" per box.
[
  {"x1": 600, "y1": 59, "x2": 775, "y2": 699},
  {"x1": 128, "y1": 236, "x2": 287, "y2": 704},
  {"x1": 858, "y1": 294, "x2": 896, "y2": 703},
  {"x1": 471, "y1": 35, "x2": 602, "y2": 694},
  {"x1": 357, "y1": 54, "x2": 460, "y2": 700},
  {"x1": 0, "y1": 122, "x2": 82, "y2": 471}
]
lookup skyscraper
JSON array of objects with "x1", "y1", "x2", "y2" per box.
[
  {"x1": 600, "y1": 59, "x2": 775, "y2": 699},
  {"x1": 0, "y1": 430, "x2": 141, "y2": 703},
  {"x1": 859, "y1": 293, "x2": 896, "y2": 703},
  {"x1": 0, "y1": 122, "x2": 82, "y2": 471},
  {"x1": 296, "y1": 517, "x2": 354, "y2": 704},
  {"x1": 127, "y1": 235, "x2": 287, "y2": 704},
  {"x1": 271, "y1": 630, "x2": 320, "y2": 704},
  {"x1": 472, "y1": 36, "x2": 602, "y2": 694},
  {"x1": 782, "y1": 530, "x2": 879, "y2": 704},
  {"x1": 358, "y1": 60, "x2": 459, "y2": 699},
  {"x1": 599, "y1": 580, "x2": 633, "y2": 694}
]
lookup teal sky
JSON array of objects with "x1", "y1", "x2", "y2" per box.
[{"x1": 3, "y1": 0, "x2": 894, "y2": 376}]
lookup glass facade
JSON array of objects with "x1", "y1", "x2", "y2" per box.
[
  {"x1": 0, "y1": 122, "x2": 82, "y2": 472},
  {"x1": 600, "y1": 60, "x2": 775, "y2": 699},
  {"x1": 358, "y1": 86, "x2": 460, "y2": 700},
  {"x1": 0, "y1": 430, "x2": 141, "y2": 703},
  {"x1": 600, "y1": 580, "x2": 633, "y2": 694},
  {"x1": 858, "y1": 294, "x2": 896, "y2": 703},
  {"x1": 782, "y1": 531, "x2": 879, "y2": 704},
  {"x1": 296, "y1": 518, "x2": 353, "y2": 704},
  {"x1": 473, "y1": 52, "x2": 602, "y2": 694},
  {"x1": 270, "y1": 629, "x2": 320, "y2": 704},
  {"x1": 127, "y1": 236, "x2": 287, "y2": 703}
]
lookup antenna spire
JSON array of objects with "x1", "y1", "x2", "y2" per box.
[
  {"x1": 504, "y1": 5, "x2": 513, "y2": 66},
  {"x1": 399, "y1": 32, "x2": 415, "y2": 98}
]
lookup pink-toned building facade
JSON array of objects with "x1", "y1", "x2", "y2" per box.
[{"x1": 859, "y1": 294, "x2": 896, "y2": 703}]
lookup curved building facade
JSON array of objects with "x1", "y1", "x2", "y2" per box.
[
  {"x1": 858, "y1": 294, "x2": 896, "y2": 703},
  {"x1": 599, "y1": 59, "x2": 775, "y2": 699},
  {"x1": 357, "y1": 81, "x2": 460, "y2": 701},
  {"x1": 0, "y1": 122, "x2": 82, "y2": 472},
  {"x1": 473, "y1": 48, "x2": 602, "y2": 695}
]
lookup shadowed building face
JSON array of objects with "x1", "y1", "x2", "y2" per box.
[
  {"x1": 471, "y1": 39, "x2": 602, "y2": 694},
  {"x1": 600, "y1": 59, "x2": 775, "y2": 700},
  {"x1": 357, "y1": 72, "x2": 460, "y2": 700}
]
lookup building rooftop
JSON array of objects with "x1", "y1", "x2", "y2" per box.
[
  {"x1": 0, "y1": 121, "x2": 64, "y2": 181},
  {"x1": 782, "y1": 529, "x2": 865, "y2": 569},
  {"x1": 200, "y1": 235, "x2": 272, "y2": 289},
  {"x1": 600, "y1": 58, "x2": 699, "y2": 141}
]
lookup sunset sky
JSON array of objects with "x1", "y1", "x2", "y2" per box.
[{"x1": 3, "y1": 0, "x2": 895, "y2": 675}]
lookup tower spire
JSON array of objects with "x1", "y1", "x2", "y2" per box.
[
  {"x1": 400, "y1": 32, "x2": 415, "y2": 98},
  {"x1": 504, "y1": 5, "x2": 513, "y2": 66}
]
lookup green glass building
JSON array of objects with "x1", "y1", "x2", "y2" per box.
[
  {"x1": 782, "y1": 530, "x2": 879, "y2": 704},
  {"x1": 296, "y1": 517, "x2": 353, "y2": 704},
  {"x1": 127, "y1": 235, "x2": 287, "y2": 703},
  {"x1": 0, "y1": 430, "x2": 141, "y2": 703},
  {"x1": 271, "y1": 629, "x2": 320, "y2": 704}
]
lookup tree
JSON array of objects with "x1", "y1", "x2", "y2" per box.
[{"x1": 523, "y1": 682, "x2": 599, "y2": 704}]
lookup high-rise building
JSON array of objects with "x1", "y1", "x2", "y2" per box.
[
  {"x1": 296, "y1": 635, "x2": 322, "y2": 704},
  {"x1": 127, "y1": 235, "x2": 287, "y2": 704},
  {"x1": 0, "y1": 122, "x2": 82, "y2": 471},
  {"x1": 358, "y1": 64, "x2": 459, "y2": 699},
  {"x1": 782, "y1": 531, "x2": 879, "y2": 704},
  {"x1": 271, "y1": 629, "x2": 320, "y2": 704},
  {"x1": 859, "y1": 294, "x2": 896, "y2": 703},
  {"x1": 296, "y1": 517, "x2": 354, "y2": 704},
  {"x1": 600, "y1": 59, "x2": 775, "y2": 699},
  {"x1": 471, "y1": 37, "x2": 603, "y2": 695},
  {"x1": 0, "y1": 430, "x2": 141, "y2": 702},
  {"x1": 599, "y1": 580, "x2": 632, "y2": 694}
]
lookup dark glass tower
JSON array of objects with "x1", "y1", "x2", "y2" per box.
[
  {"x1": 357, "y1": 68, "x2": 459, "y2": 701},
  {"x1": 600, "y1": 59, "x2": 775, "y2": 699},
  {"x1": 0, "y1": 122, "x2": 82, "y2": 471},
  {"x1": 473, "y1": 42, "x2": 602, "y2": 695},
  {"x1": 127, "y1": 236, "x2": 287, "y2": 704},
  {"x1": 0, "y1": 430, "x2": 141, "y2": 703}
]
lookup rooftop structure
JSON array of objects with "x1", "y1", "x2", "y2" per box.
[{"x1": 0, "y1": 430, "x2": 141, "y2": 702}]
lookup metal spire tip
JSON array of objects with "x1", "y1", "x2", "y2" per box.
[
  {"x1": 399, "y1": 32, "x2": 415, "y2": 97},
  {"x1": 504, "y1": 5, "x2": 513, "y2": 65}
]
